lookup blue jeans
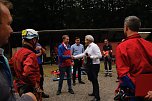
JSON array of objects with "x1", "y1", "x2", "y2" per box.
[{"x1": 58, "y1": 66, "x2": 72, "y2": 91}]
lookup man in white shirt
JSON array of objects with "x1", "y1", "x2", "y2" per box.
[{"x1": 74, "y1": 35, "x2": 102, "y2": 101}]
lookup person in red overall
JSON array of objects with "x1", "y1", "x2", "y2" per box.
[
  {"x1": 10, "y1": 29, "x2": 40, "y2": 97},
  {"x1": 115, "y1": 16, "x2": 152, "y2": 101}
]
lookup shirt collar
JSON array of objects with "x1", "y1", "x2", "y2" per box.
[
  {"x1": 75, "y1": 43, "x2": 80, "y2": 46},
  {"x1": 0, "y1": 48, "x2": 4, "y2": 56},
  {"x1": 89, "y1": 42, "x2": 93, "y2": 47},
  {"x1": 62, "y1": 42, "x2": 68, "y2": 49},
  {"x1": 22, "y1": 44, "x2": 36, "y2": 53},
  {"x1": 126, "y1": 33, "x2": 141, "y2": 40}
]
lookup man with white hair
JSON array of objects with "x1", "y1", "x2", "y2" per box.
[{"x1": 74, "y1": 35, "x2": 102, "y2": 101}]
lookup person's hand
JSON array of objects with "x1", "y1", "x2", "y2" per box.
[
  {"x1": 71, "y1": 55, "x2": 74, "y2": 59},
  {"x1": 145, "y1": 91, "x2": 152, "y2": 100},
  {"x1": 35, "y1": 46, "x2": 41, "y2": 51},
  {"x1": 41, "y1": 47, "x2": 46, "y2": 54},
  {"x1": 86, "y1": 53, "x2": 90, "y2": 58},
  {"x1": 114, "y1": 88, "x2": 120, "y2": 96}
]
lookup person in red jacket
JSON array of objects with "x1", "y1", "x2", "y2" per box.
[
  {"x1": 10, "y1": 29, "x2": 40, "y2": 97},
  {"x1": 115, "y1": 16, "x2": 152, "y2": 101}
]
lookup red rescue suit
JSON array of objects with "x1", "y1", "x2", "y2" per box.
[
  {"x1": 116, "y1": 33, "x2": 152, "y2": 85},
  {"x1": 9, "y1": 44, "x2": 40, "y2": 90}
]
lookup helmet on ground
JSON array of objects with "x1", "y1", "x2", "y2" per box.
[{"x1": 22, "y1": 29, "x2": 39, "y2": 40}]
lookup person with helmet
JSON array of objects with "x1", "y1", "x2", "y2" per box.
[{"x1": 10, "y1": 29, "x2": 41, "y2": 100}]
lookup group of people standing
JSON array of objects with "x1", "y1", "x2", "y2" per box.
[
  {"x1": 56, "y1": 16, "x2": 152, "y2": 101},
  {"x1": 0, "y1": 0, "x2": 152, "y2": 101},
  {"x1": 57, "y1": 35, "x2": 102, "y2": 101},
  {"x1": 56, "y1": 35, "x2": 114, "y2": 100}
]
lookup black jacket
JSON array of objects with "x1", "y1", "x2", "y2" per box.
[{"x1": 0, "y1": 59, "x2": 16, "y2": 101}]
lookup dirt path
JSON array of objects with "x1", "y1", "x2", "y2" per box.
[{"x1": 42, "y1": 65, "x2": 118, "y2": 101}]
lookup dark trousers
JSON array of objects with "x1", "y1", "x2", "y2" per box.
[
  {"x1": 58, "y1": 66, "x2": 72, "y2": 91},
  {"x1": 104, "y1": 57, "x2": 112, "y2": 73},
  {"x1": 88, "y1": 64, "x2": 100, "y2": 100},
  {"x1": 39, "y1": 64, "x2": 44, "y2": 90},
  {"x1": 73, "y1": 59, "x2": 82, "y2": 83}
]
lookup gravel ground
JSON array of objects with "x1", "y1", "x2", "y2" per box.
[{"x1": 42, "y1": 64, "x2": 118, "y2": 101}]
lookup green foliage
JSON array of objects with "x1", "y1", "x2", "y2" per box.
[{"x1": 10, "y1": 0, "x2": 152, "y2": 31}]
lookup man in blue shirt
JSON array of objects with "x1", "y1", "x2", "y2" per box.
[
  {"x1": 35, "y1": 43, "x2": 49, "y2": 98},
  {"x1": 71, "y1": 37, "x2": 85, "y2": 85}
]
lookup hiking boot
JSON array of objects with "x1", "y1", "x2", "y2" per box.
[
  {"x1": 42, "y1": 92, "x2": 49, "y2": 98},
  {"x1": 56, "y1": 90, "x2": 61, "y2": 95},
  {"x1": 68, "y1": 89, "x2": 74, "y2": 94}
]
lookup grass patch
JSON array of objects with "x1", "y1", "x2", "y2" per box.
[{"x1": 43, "y1": 62, "x2": 116, "y2": 77}]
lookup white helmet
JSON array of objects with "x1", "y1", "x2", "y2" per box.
[{"x1": 22, "y1": 29, "x2": 39, "y2": 40}]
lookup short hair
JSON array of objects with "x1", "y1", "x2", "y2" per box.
[
  {"x1": 0, "y1": 0, "x2": 13, "y2": 23},
  {"x1": 104, "y1": 39, "x2": 108, "y2": 42},
  {"x1": 85, "y1": 35, "x2": 94, "y2": 42},
  {"x1": 23, "y1": 38, "x2": 31, "y2": 43},
  {"x1": 75, "y1": 37, "x2": 80, "y2": 40},
  {"x1": 124, "y1": 16, "x2": 141, "y2": 32},
  {"x1": 62, "y1": 35, "x2": 69, "y2": 40}
]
